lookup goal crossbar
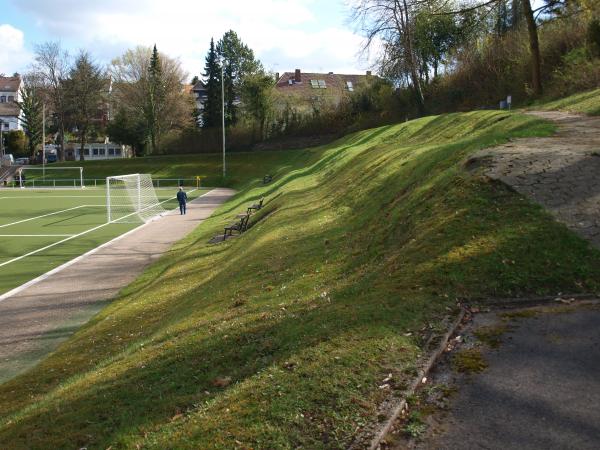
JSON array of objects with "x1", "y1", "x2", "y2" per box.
[{"x1": 18, "y1": 167, "x2": 84, "y2": 189}]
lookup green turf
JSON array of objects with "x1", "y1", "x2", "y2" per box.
[
  {"x1": 1, "y1": 111, "x2": 599, "y2": 449},
  {"x1": 34, "y1": 149, "x2": 321, "y2": 190},
  {"x1": 0, "y1": 188, "x2": 209, "y2": 294},
  {"x1": 531, "y1": 88, "x2": 600, "y2": 115}
]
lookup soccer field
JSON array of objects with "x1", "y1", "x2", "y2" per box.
[{"x1": 0, "y1": 187, "x2": 209, "y2": 295}]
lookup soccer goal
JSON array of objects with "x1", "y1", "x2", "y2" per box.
[
  {"x1": 106, "y1": 174, "x2": 166, "y2": 223},
  {"x1": 18, "y1": 166, "x2": 84, "y2": 188}
]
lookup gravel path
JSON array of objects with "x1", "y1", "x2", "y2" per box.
[
  {"x1": 474, "y1": 111, "x2": 600, "y2": 249},
  {"x1": 0, "y1": 188, "x2": 235, "y2": 383}
]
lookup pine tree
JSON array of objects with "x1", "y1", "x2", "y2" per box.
[
  {"x1": 146, "y1": 44, "x2": 164, "y2": 153},
  {"x1": 18, "y1": 81, "x2": 44, "y2": 157},
  {"x1": 202, "y1": 38, "x2": 222, "y2": 128}
]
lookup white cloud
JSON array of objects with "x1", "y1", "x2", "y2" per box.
[
  {"x1": 0, "y1": 24, "x2": 32, "y2": 75},
  {"x1": 10, "y1": 0, "x2": 375, "y2": 77}
]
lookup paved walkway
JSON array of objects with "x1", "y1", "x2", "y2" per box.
[
  {"x1": 474, "y1": 111, "x2": 600, "y2": 249},
  {"x1": 396, "y1": 303, "x2": 600, "y2": 450},
  {"x1": 0, "y1": 188, "x2": 235, "y2": 383}
]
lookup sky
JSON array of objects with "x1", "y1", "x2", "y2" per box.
[{"x1": 0, "y1": 0, "x2": 374, "y2": 81}]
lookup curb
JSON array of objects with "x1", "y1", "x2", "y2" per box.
[{"x1": 348, "y1": 308, "x2": 467, "y2": 450}]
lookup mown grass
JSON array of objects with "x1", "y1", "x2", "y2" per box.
[
  {"x1": 533, "y1": 88, "x2": 600, "y2": 115},
  {"x1": 49, "y1": 149, "x2": 320, "y2": 189},
  {"x1": 1, "y1": 111, "x2": 600, "y2": 449}
]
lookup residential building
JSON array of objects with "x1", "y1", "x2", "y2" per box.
[
  {"x1": 274, "y1": 69, "x2": 374, "y2": 109},
  {"x1": 0, "y1": 76, "x2": 23, "y2": 131},
  {"x1": 59, "y1": 141, "x2": 132, "y2": 161},
  {"x1": 191, "y1": 80, "x2": 208, "y2": 111}
]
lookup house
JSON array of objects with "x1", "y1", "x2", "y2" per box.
[
  {"x1": 191, "y1": 80, "x2": 208, "y2": 111},
  {"x1": 0, "y1": 76, "x2": 23, "y2": 131},
  {"x1": 62, "y1": 141, "x2": 132, "y2": 161},
  {"x1": 274, "y1": 69, "x2": 374, "y2": 109}
]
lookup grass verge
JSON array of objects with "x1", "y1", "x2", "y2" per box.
[{"x1": 1, "y1": 111, "x2": 599, "y2": 449}]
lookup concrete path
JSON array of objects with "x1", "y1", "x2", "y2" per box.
[
  {"x1": 395, "y1": 303, "x2": 600, "y2": 450},
  {"x1": 0, "y1": 188, "x2": 235, "y2": 383},
  {"x1": 474, "y1": 111, "x2": 600, "y2": 249}
]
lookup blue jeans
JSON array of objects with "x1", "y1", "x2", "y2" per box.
[{"x1": 179, "y1": 202, "x2": 186, "y2": 215}]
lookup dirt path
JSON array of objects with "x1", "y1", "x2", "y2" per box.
[
  {"x1": 473, "y1": 111, "x2": 600, "y2": 249},
  {"x1": 0, "y1": 188, "x2": 235, "y2": 383}
]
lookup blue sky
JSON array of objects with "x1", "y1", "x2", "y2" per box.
[{"x1": 0, "y1": 0, "x2": 373, "y2": 80}]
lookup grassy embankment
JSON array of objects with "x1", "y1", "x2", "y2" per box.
[
  {"x1": 1, "y1": 110, "x2": 600, "y2": 449},
  {"x1": 532, "y1": 87, "x2": 600, "y2": 115}
]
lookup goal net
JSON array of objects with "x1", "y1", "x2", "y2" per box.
[
  {"x1": 106, "y1": 174, "x2": 166, "y2": 223},
  {"x1": 18, "y1": 167, "x2": 84, "y2": 188}
]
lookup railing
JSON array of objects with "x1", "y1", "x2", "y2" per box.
[{"x1": 0, "y1": 178, "x2": 203, "y2": 189}]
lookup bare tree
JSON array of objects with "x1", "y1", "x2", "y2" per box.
[
  {"x1": 33, "y1": 42, "x2": 70, "y2": 161},
  {"x1": 110, "y1": 46, "x2": 193, "y2": 154},
  {"x1": 65, "y1": 51, "x2": 107, "y2": 161},
  {"x1": 352, "y1": 0, "x2": 426, "y2": 114}
]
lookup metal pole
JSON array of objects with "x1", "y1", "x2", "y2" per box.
[
  {"x1": 0, "y1": 119, "x2": 4, "y2": 159},
  {"x1": 106, "y1": 177, "x2": 111, "y2": 222},
  {"x1": 221, "y1": 62, "x2": 226, "y2": 179},
  {"x1": 42, "y1": 104, "x2": 46, "y2": 177}
]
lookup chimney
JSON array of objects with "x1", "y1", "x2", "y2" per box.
[
  {"x1": 295, "y1": 69, "x2": 301, "y2": 83},
  {"x1": 366, "y1": 70, "x2": 372, "y2": 76},
  {"x1": 275, "y1": 72, "x2": 280, "y2": 82}
]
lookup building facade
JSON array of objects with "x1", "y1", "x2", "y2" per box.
[{"x1": 0, "y1": 76, "x2": 23, "y2": 131}]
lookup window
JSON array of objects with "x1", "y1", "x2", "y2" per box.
[
  {"x1": 93, "y1": 148, "x2": 99, "y2": 156},
  {"x1": 108, "y1": 148, "x2": 115, "y2": 156},
  {"x1": 310, "y1": 80, "x2": 327, "y2": 89},
  {"x1": 99, "y1": 148, "x2": 106, "y2": 156},
  {"x1": 8, "y1": 96, "x2": 14, "y2": 102},
  {"x1": 84, "y1": 149, "x2": 90, "y2": 156},
  {"x1": 115, "y1": 148, "x2": 122, "y2": 156},
  {"x1": 346, "y1": 81, "x2": 354, "y2": 92},
  {"x1": 0, "y1": 96, "x2": 5, "y2": 103}
]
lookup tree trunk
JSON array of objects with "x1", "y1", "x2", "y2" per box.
[
  {"x1": 79, "y1": 126, "x2": 86, "y2": 161},
  {"x1": 522, "y1": 0, "x2": 542, "y2": 96},
  {"x1": 399, "y1": 0, "x2": 426, "y2": 115}
]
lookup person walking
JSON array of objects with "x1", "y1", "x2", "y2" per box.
[{"x1": 177, "y1": 186, "x2": 188, "y2": 215}]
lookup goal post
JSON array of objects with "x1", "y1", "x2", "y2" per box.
[
  {"x1": 106, "y1": 174, "x2": 166, "y2": 223},
  {"x1": 18, "y1": 166, "x2": 84, "y2": 188}
]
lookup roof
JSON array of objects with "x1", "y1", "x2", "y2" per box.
[
  {"x1": 192, "y1": 80, "x2": 207, "y2": 92},
  {"x1": 0, "y1": 76, "x2": 21, "y2": 93},
  {"x1": 0, "y1": 102, "x2": 20, "y2": 117},
  {"x1": 275, "y1": 71, "x2": 373, "y2": 99}
]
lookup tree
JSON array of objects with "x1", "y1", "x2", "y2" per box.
[
  {"x1": 352, "y1": 0, "x2": 427, "y2": 114},
  {"x1": 216, "y1": 30, "x2": 263, "y2": 125},
  {"x1": 202, "y1": 38, "x2": 222, "y2": 128},
  {"x1": 191, "y1": 75, "x2": 200, "y2": 85},
  {"x1": 6, "y1": 130, "x2": 27, "y2": 156},
  {"x1": 33, "y1": 42, "x2": 70, "y2": 161},
  {"x1": 17, "y1": 74, "x2": 44, "y2": 157},
  {"x1": 107, "y1": 106, "x2": 146, "y2": 156},
  {"x1": 241, "y1": 73, "x2": 275, "y2": 140},
  {"x1": 65, "y1": 51, "x2": 106, "y2": 161},
  {"x1": 110, "y1": 46, "x2": 193, "y2": 154}
]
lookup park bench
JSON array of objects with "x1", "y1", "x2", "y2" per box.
[
  {"x1": 263, "y1": 174, "x2": 273, "y2": 184},
  {"x1": 247, "y1": 197, "x2": 264, "y2": 215},
  {"x1": 223, "y1": 214, "x2": 249, "y2": 239}
]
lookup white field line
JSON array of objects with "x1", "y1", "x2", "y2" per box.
[
  {"x1": 0, "y1": 204, "x2": 105, "y2": 229},
  {"x1": 0, "y1": 196, "x2": 106, "y2": 200},
  {"x1": 0, "y1": 189, "x2": 209, "y2": 302},
  {"x1": 0, "y1": 189, "x2": 199, "y2": 270},
  {"x1": 0, "y1": 234, "x2": 75, "y2": 237}
]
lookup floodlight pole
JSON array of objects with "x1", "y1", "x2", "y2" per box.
[
  {"x1": 221, "y1": 60, "x2": 226, "y2": 179},
  {"x1": 0, "y1": 119, "x2": 4, "y2": 159},
  {"x1": 42, "y1": 104, "x2": 46, "y2": 177}
]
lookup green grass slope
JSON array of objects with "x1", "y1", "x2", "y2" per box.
[
  {"x1": 50, "y1": 150, "x2": 318, "y2": 189},
  {"x1": 1, "y1": 111, "x2": 600, "y2": 449},
  {"x1": 533, "y1": 88, "x2": 600, "y2": 115}
]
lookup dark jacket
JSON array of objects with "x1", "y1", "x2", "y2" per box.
[{"x1": 177, "y1": 191, "x2": 188, "y2": 203}]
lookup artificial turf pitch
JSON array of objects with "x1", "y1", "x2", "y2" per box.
[{"x1": 0, "y1": 187, "x2": 209, "y2": 295}]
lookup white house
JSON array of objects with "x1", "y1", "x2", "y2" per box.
[
  {"x1": 0, "y1": 76, "x2": 23, "y2": 131},
  {"x1": 62, "y1": 141, "x2": 132, "y2": 160}
]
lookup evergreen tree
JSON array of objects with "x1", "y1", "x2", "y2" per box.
[
  {"x1": 216, "y1": 30, "x2": 262, "y2": 126},
  {"x1": 202, "y1": 38, "x2": 222, "y2": 128},
  {"x1": 146, "y1": 44, "x2": 165, "y2": 153},
  {"x1": 18, "y1": 79, "x2": 44, "y2": 157}
]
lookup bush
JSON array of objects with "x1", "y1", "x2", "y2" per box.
[{"x1": 6, "y1": 130, "x2": 27, "y2": 156}]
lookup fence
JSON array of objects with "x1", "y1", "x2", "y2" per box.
[{"x1": 1, "y1": 178, "x2": 203, "y2": 189}]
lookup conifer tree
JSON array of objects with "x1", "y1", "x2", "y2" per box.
[
  {"x1": 146, "y1": 44, "x2": 165, "y2": 153},
  {"x1": 202, "y1": 38, "x2": 222, "y2": 128}
]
